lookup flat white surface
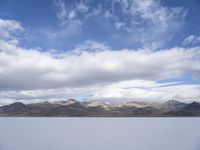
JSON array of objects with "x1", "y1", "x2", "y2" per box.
[{"x1": 0, "y1": 118, "x2": 200, "y2": 150}]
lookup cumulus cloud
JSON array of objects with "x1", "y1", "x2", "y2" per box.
[
  {"x1": 1, "y1": 38, "x2": 200, "y2": 91},
  {"x1": 0, "y1": 37, "x2": 200, "y2": 104},
  {"x1": 0, "y1": 18, "x2": 200, "y2": 104},
  {"x1": 182, "y1": 35, "x2": 200, "y2": 46}
]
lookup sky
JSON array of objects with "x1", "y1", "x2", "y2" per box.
[{"x1": 0, "y1": 0, "x2": 200, "y2": 105}]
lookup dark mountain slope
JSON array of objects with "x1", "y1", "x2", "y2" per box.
[{"x1": 0, "y1": 100, "x2": 200, "y2": 117}]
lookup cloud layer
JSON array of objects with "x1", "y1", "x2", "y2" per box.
[
  {"x1": 1, "y1": 39, "x2": 200, "y2": 90},
  {"x1": 0, "y1": 14, "x2": 199, "y2": 104}
]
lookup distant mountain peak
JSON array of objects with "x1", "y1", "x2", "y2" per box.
[
  {"x1": 8, "y1": 102, "x2": 26, "y2": 108},
  {"x1": 164, "y1": 100, "x2": 182, "y2": 104},
  {"x1": 66, "y1": 99, "x2": 79, "y2": 104},
  {"x1": 1, "y1": 100, "x2": 200, "y2": 117},
  {"x1": 1, "y1": 102, "x2": 26, "y2": 112},
  {"x1": 162, "y1": 100, "x2": 186, "y2": 110},
  {"x1": 187, "y1": 101, "x2": 200, "y2": 108}
]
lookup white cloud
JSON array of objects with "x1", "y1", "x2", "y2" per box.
[
  {"x1": 0, "y1": 18, "x2": 23, "y2": 42},
  {"x1": 0, "y1": 41, "x2": 200, "y2": 103},
  {"x1": 182, "y1": 35, "x2": 200, "y2": 46},
  {"x1": 1, "y1": 80, "x2": 200, "y2": 105},
  {"x1": 116, "y1": 0, "x2": 186, "y2": 48},
  {"x1": 54, "y1": 0, "x2": 89, "y2": 25},
  {"x1": 52, "y1": 0, "x2": 84, "y2": 40},
  {"x1": 54, "y1": 0, "x2": 67, "y2": 25},
  {"x1": 91, "y1": 80, "x2": 200, "y2": 102},
  {"x1": 0, "y1": 38, "x2": 200, "y2": 91},
  {"x1": 76, "y1": 2, "x2": 89, "y2": 13},
  {"x1": 0, "y1": 18, "x2": 200, "y2": 104},
  {"x1": 42, "y1": 20, "x2": 82, "y2": 40},
  {"x1": 73, "y1": 40, "x2": 110, "y2": 54},
  {"x1": 68, "y1": 10, "x2": 76, "y2": 20},
  {"x1": 53, "y1": 0, "x2": 186, "y2": 49},
  {"x1": 115, "y1": 22, "x2": 126, "y2": 30}
]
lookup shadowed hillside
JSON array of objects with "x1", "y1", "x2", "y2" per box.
[{"x1": 0, "y1": 99, "x2": 200, "y2": 117}]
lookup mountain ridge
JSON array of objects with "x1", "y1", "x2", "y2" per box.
[{"x1": 0, "y1": 99, "x2": 200, "y2": 117}]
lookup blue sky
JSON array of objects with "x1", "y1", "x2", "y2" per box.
[
  {"x1": 0, "y1": 0, "x2": 200, "y2": 104},
  {"x1": 0, "y1": 0, "x2": 200, "y2": 50}
]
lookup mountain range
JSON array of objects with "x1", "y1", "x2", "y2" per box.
[{"x1": 0, "y1": 99, "x2": 200, "y2": 117}]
